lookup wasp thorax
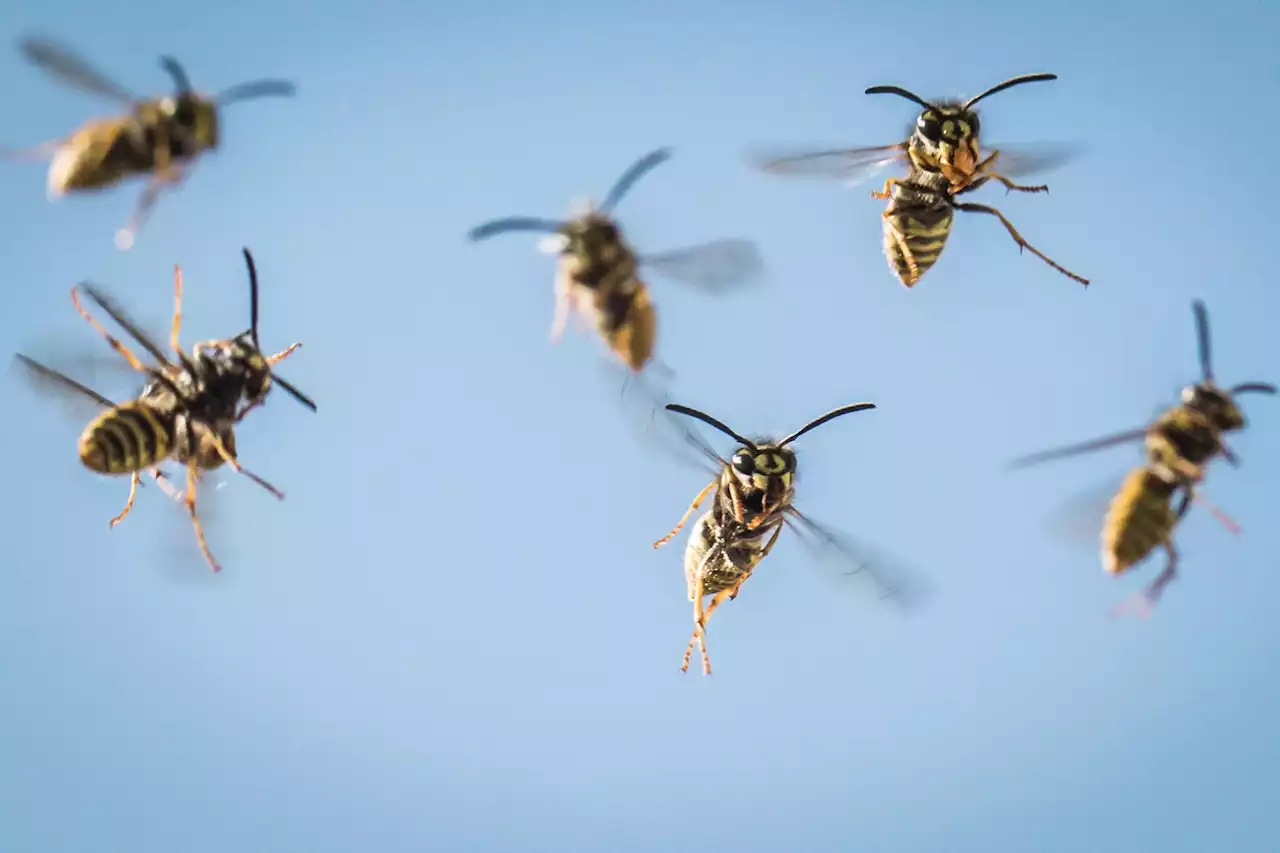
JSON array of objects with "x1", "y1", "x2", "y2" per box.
[
  {"x1": 199, "y1": 336, "x2": 272, "y2": 407},
  {"x1": 1182, "y1": 384, "x2": 1246, "y2": 431}
]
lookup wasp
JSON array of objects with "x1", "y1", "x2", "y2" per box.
[
  {"x1": 1009, "y1": 300, "x2": 1274, "y2": 614},
  {"x1": 466, "y1": 147, "x2": 763, "y2": 373},
  {"x1": 15, "y1": 251, "x2": 315, "y2": 572},
  {"x1": 4, "y1": 35, "x2": 296, "y2": 249},
  {"x1": 649, "y1": 399, "x2": 922, "y2": 675},
  {"x1": 750, "y1": 73, "x2": 1088, "y2": 288}
]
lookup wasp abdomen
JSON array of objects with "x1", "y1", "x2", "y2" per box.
[
  {"x1": 597, "y1": 282, "x2": 656, "y2": 371},
  {"x1": 883, "y1": 195, "x2": 954, "y2": 288},
  {"x1": 78, "y1": 401, "x2": 174, "y2": 475},
  {"x1": 683, "y1": 512, "x2": 777, "y2": 600},
  {"x1": 1101, "y1": 467, "x2": 1178, "y2": 576}
]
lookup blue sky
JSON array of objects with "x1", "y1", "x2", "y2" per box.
[{"x1": 1, "y1": 1, "x2": 1278, "y2": 851}]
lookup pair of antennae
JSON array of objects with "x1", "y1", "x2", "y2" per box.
[
  {"x1": 865, "y1": 72, "x2": 1058, "y2": 113},
  {"x1": 465, "y1": 147, "x2": 674, "y2": 242},
  {"x1": 1192, "y1": 299, "x2": 1276, "y2": 397},
  {"x1": 665, "y1": 401, "x2": 875, "y2": 451},
  {"x1": 239, "y1": 248, "x2": 316, "y2": 412}
]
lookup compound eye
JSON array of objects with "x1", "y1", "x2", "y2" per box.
[
  {"x1": 966, "y1": 112, "x2": 980, "y2": 135},
  {"x1": 917, "y1": 113, "x2": 942, "y2": 142},
  {"x1": 731, "y1": 452, "x2": 754, "y2": 475}
]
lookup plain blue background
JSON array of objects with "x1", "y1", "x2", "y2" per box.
[{"x1": 1, "y1": 1, "x2": 1277, "y2": 851}]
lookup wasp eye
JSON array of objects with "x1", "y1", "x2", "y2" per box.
[
  {"x1": 732, "y1": 452, "x2": 754, "y2": 475},
  {"x1": 916, "y1": 114, "x2": 942, "y2": 142}
]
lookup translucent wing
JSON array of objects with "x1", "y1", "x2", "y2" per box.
[
  {"x1": 614, "y1": 372, "x2": 724, "y2": 477},
  {"x1": 783, "y1": 506, "x2": 931, "y2": 613},
  {"x1": 747, "y1": 143, "x2": 908, "y2": 187},
  {"x1": 13, "y1": 353, "x2": 118, "y2": 422},
  {"x1": 1008, "y1": 426, "x2": 1150, "y2": 469},
  {"x1": 978, "y1": 142, "x2": 1083, "y2": 180},
  {"x1": 640, "y1": 239, "x2": 764, "y2": 292},
  {"x1": 19, "y1": 35, "x2": 136, "y2": 103}
]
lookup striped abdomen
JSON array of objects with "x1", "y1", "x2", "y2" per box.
[
  {"x1": 683, "y1": 510, "x2": 781, "y2": 600},
  {"x1": 882, "y1": 190, "x2": 954, "y2": 288},
  {"x1": 77, "y1": 401, "x2": 176, "y2": 475},
  {"x1": 1101, "y1": 467, "x2": 1179, "y2": 576}
]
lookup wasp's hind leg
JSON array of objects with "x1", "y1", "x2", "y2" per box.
[
  {"x1": 952, "y1": 201, "x2": 1090, "y2": 285},
  {"x1": 109, "y1": 472, "x2": 143, "y2": 528},
  {"x1": 653, "y1": 480, "x2": 716, "y2": 549},
  {"x1": 183, "y1": 458, "x2": 221, "y2": 573},
  {"x1": 206, "y1": 433, "x2": 286, "y2": 500},
  {"x1": 115, "y1": 165, "x2": 187, "y2": 251}
]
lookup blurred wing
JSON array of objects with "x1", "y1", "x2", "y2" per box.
[
  {"x1": 980, "y1": 142, "x2": 1083, "y2": 179},
  {"x1": 77, "y1": 283, "x2": 174, "y2": 369},
  {"x1": 19, "y1": 35, "x2": 136, "y2": 103},
  {"x1": 613, "y1": 371, "x2": 723, "y2": 476},
  {"x1": 13, "y1": 353, "x2": 118, "y2": 422},
  {"x1": 640, "y1": 239, "x2": 764, "y2": 291},
  {"x1": 1008, "y1": 427, "x2": 1150, "y2": 469},
  {"x1": 1043, "y1": 475, "x2": 1121, "y2": 550},
  {"x1": 747, "y1": 143, "x2": 907, "y2": 187},
  {"x1": 784, "y1": 506, "x2": 931, "y2": 613}
]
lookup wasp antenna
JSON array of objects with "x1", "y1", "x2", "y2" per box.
[
  {"x1": 159, "y1": 56, "x2": 192, "y2": 94},
  {"x1": 215, "y1": 80, "x2": 297, "y2": 105},
  {"x1": 780, "y1": 403, "x2": 876, "y2": 446},
  {"x1": 1230, "y1": 382, "x2": 1278, "y2": 396},
  {"x1": 598, "y1": 148, "x2": 673, "y2": 214},
  {"x1": 963, "y1": 73, "x2": 1057, "y2": 109},
  {"x1": 241, "y1": 248, "x2": 261, "y2": 350},
  {"x1": 665, "y1": 404, "x2": 758, "y2": 450},
  {"x1": 864, "y1": 85, "x2": 938, "y2": 112},
  {"x1": 1192, "y1": 300, "x2": 1213, "y2": 382}
]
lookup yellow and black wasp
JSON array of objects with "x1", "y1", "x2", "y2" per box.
[
  {"x1": 15, "y1": 249, "x2": 315, "y2": 572},
  {"x1": 466, "y1": 147, "x2": 763, "y2": 373},
  {"x1": 648, "y1": 399, "x2": 924, "y2": 675},
  {"x1": 750, "y1": 73, "x2": 1089, "y2": 288},
  {"x1": 3, "y1": 35, "x2": 295, "y2": 249},
  {"x1": 1009, "y1": 300, "x2": 1274, "y2": 615}
]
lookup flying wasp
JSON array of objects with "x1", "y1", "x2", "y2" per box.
[
  {"x1": 16, "y1": 252, "x2": 315, "y2": 572},
  {"x1": 648, "y1": 399, "x2": 923, "y2": 675},
  {"x1": 3, "y1": 34, "x2": 295, "y2": 249},
  {"x1": 466, "y1": 147, "x2": 763, "y2": 373},
  {"x1": 1009, "y1": 300, "x2": 1274, "y2": 614},
  {"x1": 750, "y1": 73, "x2": 1088, "y2": 288}
]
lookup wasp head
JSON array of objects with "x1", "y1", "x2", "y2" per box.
[
  {"x1": 160, "y1": 93, "x2": 219, "y2": 152},
  {"x1": 557, "y1": 213, "x2": 627, "y2": 272},
  {"x1": 197, "y1": 333, "x2": 272, "y2": 411},
  {"x1": 1181, "y1": 383, "x2": 1246, "y2": 432},
  {"x1": 911, "y1": 103, "x2": 982, "y2": 190},
  {"x1": 729, "y1": 443, "x2": 797, "y2": 514}
]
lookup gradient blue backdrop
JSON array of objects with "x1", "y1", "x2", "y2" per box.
[{"x1": 1, "y1": 1, "x2": 1277, "y2": 851}]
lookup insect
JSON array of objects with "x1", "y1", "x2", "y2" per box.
[
  {"x1": 750, "y1": 73, "x2": 1089, "y2": 288},
  {"x1": 4, "y1": 34, "x2": 296, "y2": 249},
  {"x1": 466, "y1": 147, "x2": 763, "y2": 373},
  {"x1": 1009, "y1": 300, "x2": 1274, "y2": 613},
  {"x1": 15, "y1": 251, "x2": 315, "y2": 572},
  {"x1": 650, "y1": 399, "x2": 920, "y2": 675}
]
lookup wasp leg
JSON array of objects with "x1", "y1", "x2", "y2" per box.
[
  {"x1": 171, "y1": 264, "x2": 184, "y2": 355},
  {"x1": 653, "y1": 480, "x2": 717, "y2": 549},
  {"x1": 115, "y1": 166, "x2": 186, "y2": 251},
  {"x1": 989, "y1": 174, "x2": 1049, "y2": 194},
  {"x1": 951, "y1": 202, "x2": 1090, "y2": 286},
  {"x1": 550, "y1": 272, "x2": 572, "y2": 344},
  {"x1": 882, "y1": 211, "x2": 921, "y2": 285},
  {"x1": 149, "y1": 468, "x2": 180, "y2": 500},
  {"x1": 267, "y1": 342, "x2": 302, "y2": 365},
  {"x1": 728, "y1": 525, "x2": 781, "y2": 602},
  {"x1": 183, "y1": 458, "x2": 221, "y2": 573},
  {"x1": 870, "y1": 177, "x2": 901, "y2": 201},
  {"x1": 1192, "y1": 491, "x2": 1241, "y2": 535},
  {"x1": 207, "y1": 433, "x2": 286, "y2": 500},
  {"x1": 109, "y1": 472, "x2": 143, "y2": 528},
  {"x1": 682, "y1": 565, "x2": 708, "y2": 674},
  {"x1": 70, "y1": 287, "x2": 150, "y2": 374}
]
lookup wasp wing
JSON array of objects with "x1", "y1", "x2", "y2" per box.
[
  {"x1": 13, "y1": 353, "x2": 119, "y2": 421},
  {"x1": 18, "y1": 35, "x2": 137, "y2": 103},
  {"x1": 1008, "y1": 427, "x2": 1151, "y2": 469},
  {"x1": 613, "y1": 371, "x2": 724, "y2": 477},
  {"x1": 746, "y1": 143, "x2": 908, "y2": 187},
  {"x1": 639, "y1": 239, "x2": 764, "y2": 292},
  {"x1": 77, "y1": 282, "x2": 177, "y2": 370},
  {"x1": 976, "y1": 142, "x2": 1083, "y2": 180},
  {"x1": 783, "y1": 506, "x2": 931, "y2": 613}
]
